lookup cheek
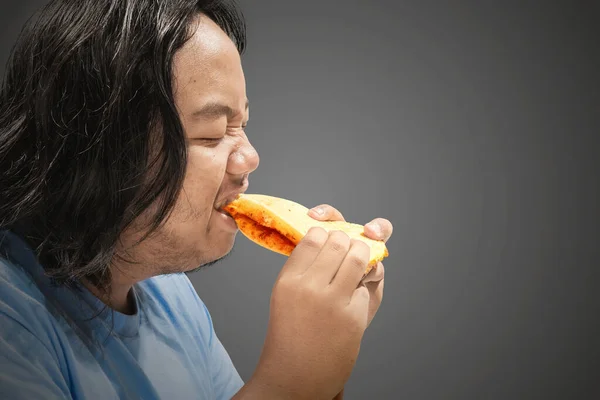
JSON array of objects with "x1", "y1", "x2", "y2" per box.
[{"x1": 174, "y1": 147, "x2": 227, "y2": 218}]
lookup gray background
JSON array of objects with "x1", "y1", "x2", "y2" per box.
[{"x1": 2, "y1": 1, "x2": 599, "y2": 399}]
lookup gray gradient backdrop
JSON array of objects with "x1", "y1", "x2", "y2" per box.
[{"x1": 2, "y1": 1, "x2": 599, "y2": 399}]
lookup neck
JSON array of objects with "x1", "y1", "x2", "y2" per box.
[{"x1": 83, "y1": 279, "x2": 136, "y2": 315}]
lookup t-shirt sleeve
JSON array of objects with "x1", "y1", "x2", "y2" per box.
[
  {"x1": 196, "y1": 297, "x2": 244, "y2": 400},
  {"x1": 208, "y1": 327, "x2": 245, "y2": 400},
  {"x1": 0, "y1": 312, "x2": 71, "y2": 399},
  {"x1": 178, "y1": 274, "x2": 245, "y2": 400}
]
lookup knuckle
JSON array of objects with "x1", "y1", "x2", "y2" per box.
[
  {"x1": 357, "y1": 287, "x2": 370, "y2": 301},
  {"x1": 307, "y1": 226, "x2": 322, "y2": 233},
  {"x1": 274, "y1": 275, "x2": 297, "y2": 293},
  {"x1": 351, "y1": 239, "x2": 370, "y2": 253},
  {"x1": 347, "y1": 307, "x2": 368, "y2": 327},
  {"x1": 302, "y1": 228, "x2": 327, "y2": 249},
  {"x1": 329, "y1": 231, "x2": 350, "y2": 253},
  {"x1": 298, "y1": 279, "x2": 322, "y2": 298},
  {"x1": 301, "y1": 237, "x2": 320, "y2": 250},
  {"x1": 307, "y1": 226, "x2": 327, "y2": 239},
  {"x1": 348, "y1": 254, "x2": 368, "y2": 271},
  {"x1": 275, "y1": 275, "x2": 322, "y2": 300}
]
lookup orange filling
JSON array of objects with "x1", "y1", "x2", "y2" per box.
[{"x1": 232, "y1": 213, "x2": 296, "y2": 256}]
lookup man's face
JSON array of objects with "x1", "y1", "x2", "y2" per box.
[{"x1": 117, "y1": 15, "x2": 259, "y2": 280}]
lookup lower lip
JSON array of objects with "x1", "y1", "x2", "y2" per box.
[{"x1": 216, "y1": 209, "x2": 238, "y2": 231}]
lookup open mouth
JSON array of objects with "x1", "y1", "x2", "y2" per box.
[
  {"x1": 216, "y1": 195, "x2": 241, "y2": 217},
  {"x1": 217, "y1": 207, "x2": 234, "y2": 220},
  {"x1": 218, "y1": 194, "x2": 242, "y2": 211}
]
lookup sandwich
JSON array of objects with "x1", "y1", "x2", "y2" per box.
[{"x1": 222, "y1": 194, "x2": 389, "y2": 274}]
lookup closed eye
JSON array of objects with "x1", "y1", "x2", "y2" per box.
[{"x1": 191, "y1": 137, "x2": 224, "y2": 147}]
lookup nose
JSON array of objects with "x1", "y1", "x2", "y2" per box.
[{"x1": 227, "y1": 136, "x2": 260, "y2": 177}]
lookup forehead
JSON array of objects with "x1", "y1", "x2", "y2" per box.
[{"x1": 172, "y1": 15, "x2": 246, "y2": 113}]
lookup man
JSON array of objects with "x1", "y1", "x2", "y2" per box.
[{"x1": 0, "y1": 0, "x2": 392, "y2": 399}]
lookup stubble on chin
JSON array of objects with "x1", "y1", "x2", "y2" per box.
[
  {"x1": 116, "y1": 202, "x2": 235, "y2": 279},
  {"x1": 146, "y1": 227, "x2": 236, "y2": 277},
  {"x1": 185, "y1": 248, "x2": 234, "y2": 274}
]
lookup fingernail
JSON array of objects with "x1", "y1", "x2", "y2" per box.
[{"x1": 313, "y1": 207, "x2": 324, "y2": 216}]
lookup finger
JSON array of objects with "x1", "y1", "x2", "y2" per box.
[
  {"x1": 366, "y1": 278, "x2": 384, "y2": 327},
  {"x1": 362, "y1": 262, "x2": 385, "y2": 284},
  {"x1": 348, "y1": 282, "x2": 370, "y2": 325},
  {"x1": 308, "y1": 230, "x2": 351, "y2": 284},
  {"x1": 331, "y1": 239, "x2": 371, "y2": 296},
  {"x1": 281, "y1": 226, "x2": 328, "y2": 275},
  {"x1": 363, "y1": 218, "x2": 393, "y2": 242},
  {"x1": 307, "y1": 204, "x2": 346, "y2": 222}
]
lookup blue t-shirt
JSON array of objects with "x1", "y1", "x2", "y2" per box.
[{"x1": 0, "y1": 231, "x2": 244, "y2": 399}]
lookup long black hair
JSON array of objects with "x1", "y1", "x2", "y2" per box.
[{"x1": 0, "y1": 0, "x2": 246, "y2": 290}]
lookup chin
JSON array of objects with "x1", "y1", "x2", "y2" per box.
[
  {"x1": 186, "y1": 246, "x2": 235, "y2": 273},
  {"x1": 190, "y1": 235, "x2": 237, "y2": 270}
]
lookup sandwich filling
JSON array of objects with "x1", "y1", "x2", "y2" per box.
[{"x1": 227, "y1": 211, "x2": 296, "y2": 256}]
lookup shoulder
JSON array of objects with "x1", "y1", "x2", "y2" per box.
[
  {"x1": 0, "y1": 232, "x2": 89, "y2": 361},
  {"x1": 0, "y1": 245, "x2": 70, "y2": 374},
  {"x1": 0, "y1": 244, "x2": 77, "y2": 398},
  {"x1": 0, "y1": 251, "x2": 53, "y2": 331}
]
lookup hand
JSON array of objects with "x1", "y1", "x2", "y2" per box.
[
  {"x1": 246, "y1": 226, "x2": 375, "y2": 400},
  {"x1": 308, "y1": 204, "x2": 392, "y2": 327}
]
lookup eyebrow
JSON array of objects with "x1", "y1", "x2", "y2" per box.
[{"x1": 191, "y1": 99, "x2": 249, "y2": 120}]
